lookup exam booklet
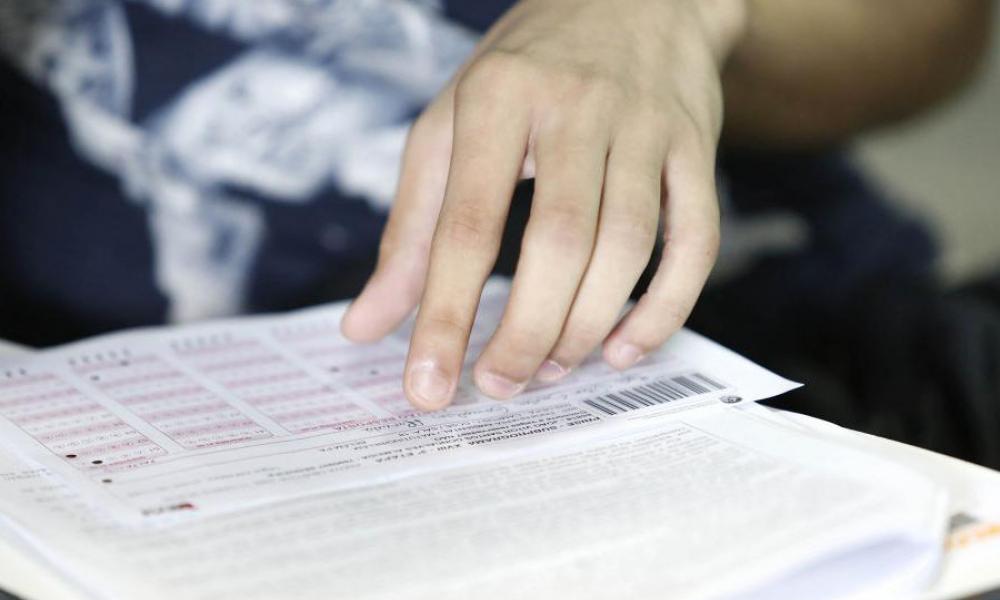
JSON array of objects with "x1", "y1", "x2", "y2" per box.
[{"x1": 0, "y1": 281, "x2": 954, "y2": 599}]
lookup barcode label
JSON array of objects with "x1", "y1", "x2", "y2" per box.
[{"x1": 583, "y1": 373, "x2": 727, "y2": 416}]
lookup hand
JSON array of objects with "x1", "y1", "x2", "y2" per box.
[{"x1": 341, "y1": 0, "x2": 747, "y2": 409}]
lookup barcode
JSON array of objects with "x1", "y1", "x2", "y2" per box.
[{"x1": 583, "y1": 373, "x2": 727, "y2": 416}]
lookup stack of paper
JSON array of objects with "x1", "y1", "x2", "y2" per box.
[{"x1": 0, "y1": 280, "x2": 978, "y2": 599}]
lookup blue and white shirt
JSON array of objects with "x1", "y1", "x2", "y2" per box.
[
  {"x1": 0, "y1": 0, "x2": 937, "y2": 346},
  {"x1": 0, "y1": 1, "x2": 509, "y2": 337}
]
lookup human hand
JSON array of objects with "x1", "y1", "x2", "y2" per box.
[{"x1": 341, "y1": 0, "x2": 747, "y2": 409}]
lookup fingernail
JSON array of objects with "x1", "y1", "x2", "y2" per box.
[
  {"x1": 408, "y1": 361, "x2": 451, "y2": 409},
  {"x1": 536, "y1": 360, "x2": 570, "y2": 383},
  {"x1": 477, "y1": 371, "x2": 526, "y2": 399},
  {"x1": 612, "y1": 343, "x2": 645, "y2": 370}
]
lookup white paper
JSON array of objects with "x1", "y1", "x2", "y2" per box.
[
  {"x1": 0, "y1": 400, "x2": 948, "y2": 600},
  {"x1": 735, "y1": 403, "x2": 1000, "y2": 599},
  {"x1": 0, "y1": 280, "x2": 799, "y2": 523},
  {"x1": 0, "y1": 280, "x2": 953, "y2": 599}
]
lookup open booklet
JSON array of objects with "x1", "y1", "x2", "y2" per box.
[{"x1": 0, "y1": 280, "x2": 954, "y2": 599}]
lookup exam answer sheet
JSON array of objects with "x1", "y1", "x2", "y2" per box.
[
  {"x1": 0, "y1": 280, "x2": 797, "y2": 522},
  {"x1": 0, "y1": 280, "x2": 952, "y2": 599}
]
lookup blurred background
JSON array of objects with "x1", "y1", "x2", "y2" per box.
[{"x1": 859, "y1": 8, "x2": 1000, "y2": 283}]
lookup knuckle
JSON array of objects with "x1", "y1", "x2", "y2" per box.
[
  {"x1": 633, "y1": 102, "x2": 673, "y2": 135},
  {"x1": 637, "y1": 296, "x2": 690, "y2": 343},
  {"x1": 701, "y1": 87, "x2": 725, "y2": 132},
  {"x1": 621, "y1": 224, "x2": 660, "y2": 259},
  {"x1": 453, "y1": 77, "x2": 482, "y2": 105},
  {"x1": 408, "y1": 111, "x2": 442, "y2": 144},
  {"x1": 381, "y1": 233, "x2": 430, "y2": 267},
  {"x1": 377, "y1": 228, "x2": 401, "y2": 261},
  {"x1": 435, "y1": 204, "x2": 498, "y2": 250},
  {"x1": 702, "y1": 225, "x2": 721, "y2": 262},
  {"x1": 404, "y1": 113, "x2": 452, "y2": 163},
  {"x1": 664, "y1": 219, "x2": 720, "y2": 261},
  {"x1": 674, "y1": 99, "x2": 721, "y2": 151},
  {"x1": 693, "y1": 214, "x2": 722, "y2": 260},
  {"x1": 530, "y1": 203, "x2": 596, "y2": 255},
  {"x1": 496, "y1": 320, "x2": 550, "y2": 358},
  {"x1": 681, "y1": 124, "x2": 717, "y2": 161},
  {"x1": 379, "y1": 215, "x2": 432, "y2": 264},
  {"x1": 457, "y1": 51, "x2": 527, "y2": 99},
  {"x1": 658, "y1": 303, "x2": 692, "y2": 335},
  {"x1": 422, "y1": 309, "x2": 470, "y2": 340},
  {"x1": 603, "y1": 208, "x2": 659, "y2": 256},
  {"x1": 559, "y1": 320, "x2": 610, "y2": 355},
  {"x1": 574, "y1": 73, "x2": 630, "y2": 111},
  {"x1": 675, "y1": 82, "x2": 718, "y2": 123}
]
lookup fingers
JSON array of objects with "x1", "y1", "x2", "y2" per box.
[
  {"x1": 472, "y1": 114, "x2": 610, "y2": 397},
  {"x1": 404, "y1": 67, "x2": 531, "y2": 410},
  {"x1": 341, "y1": 98, "x2": 455, "y2": 343},
  {"x1": 539, "y1": 127, "x2": 664, "y2": 381},
  {"x1": 604, "y1": 135, "x2": 720, "y2": 369},
  {"x1": 348, "y1": 44, "x2": 721, "y2": 409}
]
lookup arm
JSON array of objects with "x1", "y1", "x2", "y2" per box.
[{"x1": 722, "y1": 0, "x2": 996, "y2": 148}]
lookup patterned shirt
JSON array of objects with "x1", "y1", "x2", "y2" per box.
[{"x1": 0, "y1": 1, "x2": 936, "y2": 346}]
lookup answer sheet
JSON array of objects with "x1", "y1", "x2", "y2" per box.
[
  {"x1": 0, "y1": 281, "x2": 952, "y2": 599},
  {"x1": 0, "y1": 280, "x2": 798, "y2": 523}
]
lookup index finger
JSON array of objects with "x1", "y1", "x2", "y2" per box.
[{"x1": 403, "y1": 65, "x2": 531, "y2": 410}]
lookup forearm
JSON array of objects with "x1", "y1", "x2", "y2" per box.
[{"x1": 721, "y1": 0, "x2": 995, "y2": 149}]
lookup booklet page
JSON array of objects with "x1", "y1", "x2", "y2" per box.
[{"x1": 0, "y1": 402, "x2": 946, "y2": 600}]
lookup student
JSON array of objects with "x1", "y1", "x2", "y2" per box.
[{"x1": 1, "y1": 2, "x2": 995, "y2": 461}]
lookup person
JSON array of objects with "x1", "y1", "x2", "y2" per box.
[{"x1": 1, "y1": 2, "x2": 996, "y2": 461}]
